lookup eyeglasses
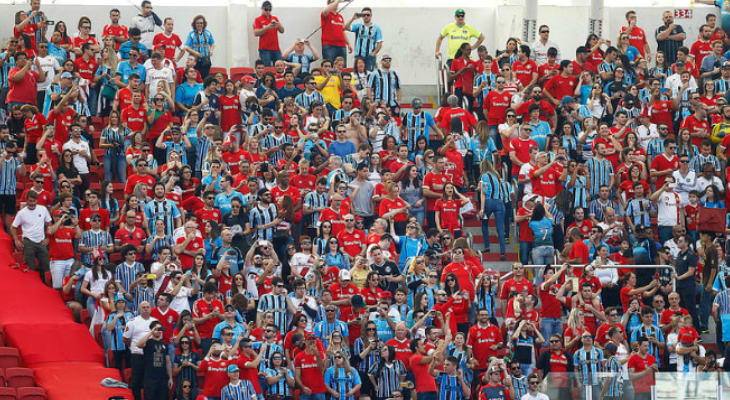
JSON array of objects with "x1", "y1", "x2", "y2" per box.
[
  {"x1": 366, "y1": 328, "x2": 377, "y2": 331},
  {"x1": 344, "y1": 219, "x2": 354, "y2": 222},
  {"x1": 275, "y1": 284, "x2": 285, "y2": 288},
  {"x1": 506, "y1": 114, "x2": 515, "y2": 117},
  {"x1": 456, "y1": 14, "x2": 465, "y2": 17},
  {"x1": 306, "y1": 81, "x2": 315, "y2": 85},
  {"x1": 529, "y1": 381, "x2": 539, "y2": 385},
  {"x1": 224, "y1": 332, "x2": 234, "y2": 336},
  {"x1": 680, "y1": 160, "x2": 689, "y2": 163},
  {"x1": 429, "y1": 274, "x2": 438, "y2": 278},
  {"x1": 274, "y1": 126, "x2": 284, "y2": 129},
  {"x1": 326, "y1": 309, "x2": 337, "y2": 312},
  {"x1": 502, "y1": 69, "x2": 511, "y2": 72},
  {"x1": 522, "y1": 128, "x2": 532, "y2": 132},
  {"x1": 34, "y1": 180, "x2": 44, "y2": 184},
  {"x1": 446, "y1": 278, "x2": 455, "y2": 283},
  {"x1": 511, "y1": 367, "x2": 521, "y2": 370},
  {"x1": 266, "y1": 329, "x2": 277, "y2": 333},
  {"x1": 180, "y1": 341, "x2": 190, "y2": 345}
]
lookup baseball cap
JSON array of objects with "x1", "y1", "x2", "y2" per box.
[
  {"x1": 227, "y1": 364, "x2": 240, "y2": 373},
  {"x1": 242, "y1": 75, "x2": 256, "y2": 84},
  {"x1": 604, "y1": 342, "x2": 618, "y2": 354},
  {"x1": 576, "y1": 46, "x2": 590, "y2": 54},
  {"x1": 224, "y1": 304, "x2": 235, "y2": 311},
  {"x1": 411, "y1": 98, "x2": 423, "y2": 108},
  {"x1": 53, "y1": 209, "x2": 64, "y2": 218},
  {"x1": 351, "y1": 294, "x2": 365, "y2": 308},
  {"x1": 379, "y1": 291, "x2": 393, "y2": 299},
  {"x1": 723, "y1": 61, "x2": 730, "y2": 69},
  {"x1": 170, "y1": 125, "x2": 181, "y2": 133},
  {"x1": 634, "y1": 224, "x2": 646, "y2": 232},
  {"x1": 90, "y1": 212, "x2": 101, "y2": 220},
  {"x1": 455, "y1": 8, "x2": 465, "y2": 16},
  {"x1": 676, "y1": 60, "x2": 686, "y2": 67},
  {"x1": 561, "y1": 96, "x2": 575, "y2": 106},
  {"x1": 339, "y1": 269, "x2": 351, "y2": 281},
  {"x1": 262, "y1": 0, "x2": 272, "y2": 8},
  {"x1": 146, "y1": 273, "x2": 157, "y2": 281},
  {"x1": 305, "y1": 333, "x2": 316, "y2": 340},
  {"x1": 60, "y1": 72, "x2": 73, "y2": 79},
  {"x1": 381, "y1": 54, "x2": 392, "y2": 61},
  {"x1": 115, "y1": 294, "x2": 127, "y2": 304},
  {"x1": 487, "y1": 366, "x2": 502, "y2": 375}
]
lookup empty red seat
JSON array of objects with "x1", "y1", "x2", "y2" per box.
[
  {"x1": 209, "y1": 67, "x2": 228, "y2": 79},
  {"x1": 0, "y1": 325, "x2": 5, "y2": 347},
  {"x1": 0, "y1": 387, "x2": 16, "y2": 400},
  {"x1": 17, "y1": 387, "x2": 46, "y2": 400},
  {"x1": 230, "y1": 67, "x2": 254, "y2": 83},
  {"x1": 0, "y1": 348, "x2": 20, "y2": 370},
  {"x1": 6, "y1": 368, "x2": 34, "y2": 388}
]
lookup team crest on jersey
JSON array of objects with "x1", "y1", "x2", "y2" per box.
[
  {"x1": 463, "y1": 30, "x2": 467, "y2": 34},
  {"x1": 348, "y1": 288, "x2": 354, "y2": 293},
  {"x1": 193, "y1": 243, "x2": 199, "y2": 249},
  {"x1": 477, "y1": 331, "x2": 482, "y2": 337}
]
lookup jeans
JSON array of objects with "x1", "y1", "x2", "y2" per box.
[
  {"x1": 195, "y1": 58, "x2": 211, "y2": 79},
  {"x1": 487, "y1": 124, "x2": 502, "y2": 150},
  {"x1": 426, "y1": 210, "x2": 436, "y2": 231},
  {"x1": 88, "y1": 87, "x2": 98, "y2": 116},
  {"x1": 532, "y1": 245, "x2": 554, "y2": 265},
  {"x1": 201, "y1": 337, "x2": 214, "y2": 358},
  {"x1": 699, "y1": 285, "x2": 713, "y2": 331},
  {"x1": 409, "y1": 208, "x2": 425, "y2": 226},
  {"x1": 258, "y1": 49, "x2": 282, "y2": 66},
  {"x1": 362, "y1": 54, "x2": 377, "y2": 71},
  {"x1": 678, "y1": 285, "x2": 698, "y2": 329},
  {"x1": 519, "y1": 241, "x2": 533, "y2": 264},
  {"x1": 481, "y1": 199, "x2": 506, "y2": 254},
  {"x1": 143, "y1": 377, "x2": 168, "y2": 400},
  {"x1": 130, "y1": 354, "x2": 145, "y2": 400},
  {"x1": 417, "y1": 392, "x2": 437, "y2": 400},
  {"x1": 322, "y1": 45, "x2": 347, "y2": 66},
  {"x1": 299, "y1": 393, "x2": 326, "y2": 400},
  {"x1": 104, "y1": 152, "x2": 127, "y2": 182},
  {"x1": 657, "y1": 226, "x2": 674, "y2": 246},
  {"x1": 540, "y1": 317, "x2": 562, "y2": 346}
]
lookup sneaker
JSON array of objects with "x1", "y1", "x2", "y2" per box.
[{"x1": 701, "y1": 329, "x2": 709, "y2": 334}]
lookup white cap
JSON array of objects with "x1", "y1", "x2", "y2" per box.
[{"x1": 339, "y1": 269, "x2": 351, "y2": 281}]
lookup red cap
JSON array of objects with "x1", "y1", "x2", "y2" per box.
[
  {"x1": 639, "y1": 108, "x2": 650, "y2": 118},
  {"x1": 242, "y1": 75, "x2": 257, "y2": 84},
  {"x1": 379, "y1": 291, "x2": 393, "y2": 299},
  {"x1": 53, "y1": 209, "x2": 63, "y2": 218},
  {"x1": 305, "y1": 333, "x2": 316, "y2": 340}
]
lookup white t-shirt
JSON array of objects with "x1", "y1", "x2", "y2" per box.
[
  {"x1": 290, "y1": 253, "x2": 315, "y2": 276},
  {"x1": 289, "y1": 295, "x2": 317, "y2": 331},
  {"x1": 123, "y1": 315, "x2": 159, "y2": 355},
  {"x1": 656, "y1": 191, "x2": 680, "y2": 226},
  {"x1": 33, "y1": 56, "x2": 60, "y2": 91},
  {"x1": 168, "y1": 285, "x2": 192, "y2": 314},
  {"x1": 62, "y1": 140, "x2": 91, "y2": 174},
  {"x1": 145, "y1": 66, "x2": 175, "y2": 99},
  {"x1": 12, "y1": 205, "x2": 51, "y2": 243},
  {"x1": 636, "y1": 124, "x2": 659, "y2": 151},
  {"x1": 83, "y1": 270, "x2": 112, "y2": 295},
  {"x1": 521, "y1": 393, "x2": 549, "y2": 400},
  {"x1": 672, "y1": 170, "x2": 697, "y2": 206}
]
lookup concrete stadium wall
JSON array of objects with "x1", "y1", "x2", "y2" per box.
[{"x1": 0, "y1": 3, "x2": 721, "y2": 90}]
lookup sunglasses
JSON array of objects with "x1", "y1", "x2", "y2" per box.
[
  {"x1": 549, "y1": 339, "x2": 560, "y2": 343},
  {"x1": 366, "y1": 328, "x2": 377, "y2": 331}
]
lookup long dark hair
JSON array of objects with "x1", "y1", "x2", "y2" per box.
[
  {"x1": 372, "y1": 344, "x2": 396, "y2": 378},
  {"x1": 400, "y1": 164, "x2": 421, "y2": 189},
  {"x1": 174, "y1": 378, "x2": 194, "y2": 400},
  {"x1": 444, "y1": 272, "x2": 461, "y2": 296},
  {"x1": 531, "y1": 203, "x2": 546, "y2": 221}
]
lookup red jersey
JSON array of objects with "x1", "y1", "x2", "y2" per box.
[
  {"x1": 423, "y1": 172, "x2": 449, "y2": 211},
  {"x1": 79, "y1": 208, "x2": 111, "y2": 231},
  {"x1": 319, "y1": 207, "x2": 346, "y2": 236},
  {"x1": 627, "y1": 353, "x2": 657, "y2": 393},
  {"x1": 253, "y1": 15, "x2": 282, "y2": 51},
  {"x1": 544, "y1": 73, "x2": 577, "y2": 102},
  {"x1": 195, "y1": 208, "x2": 222, "y2": 225},
  {"x1": 147, "y1": 109, "x2": 173, "y2": 141},
  {"x1": 568, "y1": 239, "x2": 590, "y2": 264},
  {"x1": 291, "y1": 173, "x2": 317, "y2": 192},
  {"x1": 191, "y1": 298, "x2": 224, "y2": 338},
  {"x1": 72, "y1": 35, "x2": 98, "y2": 51},
  {"x1": 439, "y1": 107, "x2": 477, "y2": 131},
  {"x1": 620, "y1": 25, "x2": 648, "y2": 56},
  {"x1": 441, "y1": 261, "x2": 480, "y2": 299},
  {"x1": 153, "y1": 32, "x2": 183, "y2": 61},
  {"x1": 24, "y1": 113, "x2": 46, "y2": 143},
  {"x1": 539, "y1": 281, "x2": 563, "y2": 319},
  {"x1": 680, "y1": 114, "x2": 711, "y2": 148},
  {"x1": 329, "y1": 282, "x2": 360, "y2": 316},
  {"x1": 648, "y1": 100, "x2": 674, "y2": 137},
  {"x1": 116, "y1": 87, "x2": 145, "y2": 112},
  {"x1": 660, "y1": 307, "x2": 689, "y2": 326},
  {"x1": 294, "y1": 351, "x2": 327, "y2": 394},
  {"x1": 530, "y1": 164, "x2": 562, "y2": 198},
  {"x1": 121, "y1": 105, "x2": 146, "y2": 133},
  {"x1": 467, "y1": 323, "x2": 502, "y2": 369},
  {"x1": 379, "y1": 197, "x2": 407, "y2": 222},
  {"x1": 499, "y1": 277, "x2": 535, "y2": 300},
  {"x1": 579, "y1": 300, "x2": 604, "y2": 335},
  {"x1": 176, "y1": 236, "x2": 205, "y2": 271},
  {"x1": 219, "y1": 95, "x2": 242, "y2": 132},
  {"x1": 74, "y1": 57, "x2": 98, "y2": 81},
  {"x1": 237, "y1": 354, "x2": 263, "y2": 393},
  {"x1": 517, "y1": 207, "x2": 534, "y2": 242},
  {"x1": 199, "y1": 357, "x2": 231, "y2": 397},
  {"x1": 321, "y1": 12, "x2": 346, "y2": 47},
  {"x1": 46, "y1": 107, "x2": 76, "y2": 143},
  {"x1": 21, "y1": 188, "x2": 54, "y2": 207},
  {"x1": 124, "y1": 173, "x2": 156, "y2": 196},
  {"x1": 7, "y1": 67, "x2": 38, "y2": 105},
  {"x1": 512, "y1": 59, "x2": 538, "y2": 87},
  {"x1": 690, "y1": 40, "x2": 713, "y2": 67},
  {"x1": 510, "y1": 138, "x2": 539, "y2": 165},
  {"x1": 150, "y1": 307, "x2": 179, "y2": 343},
  {"x1": 538, "y1": 62, "x2": 560, "y2": 81},
  {"x1": 385, "y1": 337, "x2": 412, "y2": 369},
  {"x1": 102, "y1": 24, "x2": 129, "y2": 50},
  {"x1": 410, "y1": 354, "x2": 437, "y2": 392},
  {"x1": 435, "y1": 199, "x2": 462, "y2": 231},
  {"x1": 685, "y1": 203, "x2": 699, "y2": 230},
  {"x1": 443, "y1": 148, "x2": 465, "y2": 188},
  {"x1": 484, "y1": 90, "x2": 512, "y2": 125},
  {"x1": 450, "y1": 57, "x2": 483, "y2": 96},
  {"x1": 114, "y1": 226, "x2": 146, "y2": 258},
  {"x1": 337, "y1": 228, "x2": 365, "y2": 258},
  {"x1": 650, "y1": 154, "x2": 680, "y2": 188},
  {"x1": 49, "y1": 226, "x2": 76, "y2": 260}
]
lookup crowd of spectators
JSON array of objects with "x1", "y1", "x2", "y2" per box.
[{"x1": 7, "y1": 1, "x2": 730, "y2": 400}]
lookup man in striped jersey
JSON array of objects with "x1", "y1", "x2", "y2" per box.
[
  {"x1": 344, "y1": 8, "x2": 383, "y2": 71},
  {"x1": 367, "y1": 55, "x2": 401, "y2": 114},
  {"x1": 145, "y1": 182, "x2": 182, "y2": 237},
  {"x1": 222, "y1": 364, "x2": 258, "y2": 400},
  {"x1": 0, "y1": 39, "x2": 18, "y2": 109},
  {"x1": 258, "y1": 277, "x2": 297, "y2": 336},
  {"x1": 574, "y1": 333, "x2": 603, "y2": 400},
  {"x1": 78, "y1": 213, "x2": 114, "y2": 266},
  {"x1": 430, "y1": 355, "x2": 471, "y2": 400},
  {"x1": 295, "y1": 77, "x2": 325, "y2": 110},
  {"x1": 402, "y1": 98, "x2": 442, "y2": 152},
  {"x1": 629, "y1": 307, "x2": 665, "y2": 368},
  {"x1": 250, "y1": 189, "x2": 279, "y2": 241},
  {"x1": 303, "y1": 178, "x2": 329, "y2": 235}
]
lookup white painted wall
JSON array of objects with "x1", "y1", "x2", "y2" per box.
[{"x1": 0, "y1": 3, "x2": 722, "y2": 88}]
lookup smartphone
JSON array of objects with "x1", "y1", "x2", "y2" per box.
[
  {"x1": 46, "y1": 20, "x2": 55, "y2": 25},
  {"x1": 659, "y1": 87, "x2": 667, "y2": 93},
  {"x1": 259, "y1": 240, "x2": 267, "y2": 247},
  {"x1": 158, "y1": 327, "x2": 166, "y2": 331},
  {"x1": 571, "y1": 277, "x2": 579, "y2": 292}
]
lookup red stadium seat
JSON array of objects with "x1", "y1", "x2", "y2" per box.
[
  {"x1": 6, "y1": 368, "x2": 34, "y2": 388},
  {"x1": 0, "y1": 347, "x2": 20, "y2": 370},
  {"x1": 264, "y1": 67, "x2": 276, "y2": 74},
  {"x1": 93, "y1": 325, "x2": 104, "y2": 349},
  {"x1": 0, "y1": 387, "x2": 16, "y2": 400},
  {"x1": 0, "y1": 326, "x2": 5, "y2": 347},
  {"x1": 209, "y1": 67, "x2": 228, "y2": 79},
  {"x1": 43, "y1": 272, "x2": 52, "y2": 288},
  {"x1": 79, "y1": 309, "x2": 91, "y2": 327},
  {"x1": 17, "y1": 387, "x2": 46, "y2": 400},
  {"x1": 0, "y1": 368, "x2": 6, "y2": 387},
  {"x1": 123, "y1": 368, "x2": 132, "y2": 384},
  {"x1": 342, "y1": 67, "x2": 353, "y2": 73},
  {"x1": 230, "y1": 67, "x2": 253, "y2": 83}
]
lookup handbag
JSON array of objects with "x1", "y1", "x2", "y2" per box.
[
  {"x1": 461, "y1": 192, "x2": 477, "y2": 219},
  {"x1": 199, "y1": 56, "x2": 212, "y2": 70},
  {"x1": 697, "y1": 206, "x2": 726, "y2": 233},
  {"x1": 100, "y1": 81, "x2": 117, "y2": 100}
]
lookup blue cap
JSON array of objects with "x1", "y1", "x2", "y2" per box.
[
  {"x1": 561, "y1": 96, "x2": 575, "y2": 106},
  {"x1": 227, "y1": 365, "x2": 239, "y2": 373},
  {"x1": 60, "y1": 72, "x2": 73, "y2": 79},
  {"x1": 115, "y1": 294, "x2": 127, "y2": 304}
]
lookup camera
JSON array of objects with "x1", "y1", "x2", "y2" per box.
[{"x1": 62, "y1": 213, "x2": 73, "y2": 226}]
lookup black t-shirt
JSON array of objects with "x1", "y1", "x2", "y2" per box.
[
  {"x1": 676, "y1": 249, "x2": 698, "y2": 290},
  {"x1": 372, "y1": 260, "x2": 400, "y2": 293},
  {"x1": 144, "y1": 338, "x2": 169, "y2": 380}
]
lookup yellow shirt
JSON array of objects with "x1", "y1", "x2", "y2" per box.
[
  {"x1": 315, "y1": 75, "x2": 343, "y2": 109},
  {"x1": 440, "y1": 22, "x2": 482, "y2": 59}
]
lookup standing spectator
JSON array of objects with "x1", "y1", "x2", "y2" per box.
[
  {"x1": 513, "y1": 45, "x2": 538, "y2": 88},
  {"x1": 130, "y1": 0, "x2": 161, "y2": 50},
  {"x1": 434, "y1": 9, "x2": 484, "y2": 63},
  {"x1": 198, "y1": 343, "x2": 231, "y2": 400},
  {"x1": 295, "y1": 333, "x2": 327, "y2": 400},
  {"x1": 672, "y1": 234, "x2": 698, "y2": 327},
  {"x1": 531, "y1": 25, "x2": 560, "y2": 66},
  {"x1": 48, "y1": 209, "x2": 81, "y2": 289},
  {"x1": 620, "y1": 10, "x2": 651, "y2": 60},
  {"x1": 123, "y1": 301, "x2": 158, "y2": 400},
  {"x1": 344, "y1": 8, "x2": 383, "y2": 71},
  {"x1": 62, "y1": 124, "x2": 92, "y2": 195},
  {"x1": 103, "y1": 9, "x2": 129, "y2": 51},
  {"x1": 10, "y1": 190, "x2": 50, "y2": 282},
  {"x1": 192, "y1": 282, "x2": 225, "y2": 356},
  {"x1": 536, "y1": 334, "x2": 574, "y2": 399},
  {"x1": 712, "y1": 275, "x2": 730, "y2": 354},
  {"x1": 136, "y1": 321, "x2": 174, "y2": 399},
  {"x1": 449, "y1": 43, "x2": 482, "y2": 114},
  {"x1": 700, "y1": 40, "x2": 726, "y2": 82},
  {"x1": 321, "y1": 0, "x2": 353, "y2": 66},
  {"x1": 574, "y1": 333, "x2": 603, "y2": 398},
  {"x1": 655, "y1": 11, "x2": 686, "y2": 65},
  {"x1": 253, "y1": 1, "x2": 285, "y2": 67},
  {"x1": 0, "y1": 141, "x2": 25, "y2": 233},
  {"x1": 33, "y1": 42, "x2": 59, "y2": 111},
  {"x1": 222, "y1": 364, "x2": 257, "y2": 400},
  {"x1": 154, "y1": 18, "x2": 183, "y2": 63},
  {"x1": 7, "y1": 51, "x2": 45, "y2": 107},
  {"x1": 283, "y1": 39, "x2": 321, "y2": 79},
  {"x1": 627, "y1": 337, "x2": 658, "y2": 400},
  {"x1": 182, "y1": 15, "x2": 215, "y2": 79}
]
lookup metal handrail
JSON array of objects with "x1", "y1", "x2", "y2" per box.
[{"x1": 435, "y1": 55, "x2": 445, "y2": 106}]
